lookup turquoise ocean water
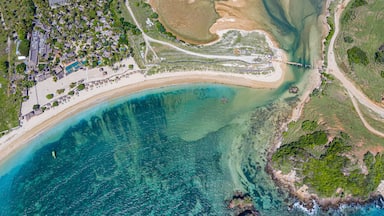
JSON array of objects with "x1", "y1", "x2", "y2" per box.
[
  {"x1": 1, "y1": 84, "x2": 383, "y2": 215},
  {"x1": 0, "y1": 84, "x2": 286, "y2": 215},
  {"x1": 1, "y1": 0, "x2": 384, "y2": 215}
]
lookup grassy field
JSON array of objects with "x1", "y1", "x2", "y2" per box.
[
  {"x1": 358, "y1": 101, "x2": 384, "y2": 134},
  {"x1": 0, "y1": 28, "x2": 22, "y2": 132},
  {"x1": 334, "y1": 0, "x2": 384, "y2": 102},
  {"x1": 273, "y1": 77, "x2": 384, "y2": 198},
  {"x1": 0, "y1": 0, "x2": 34, "y2": 133},
  {"x1": 282, "y1": 78, "x2": 384, "y2": 155}
]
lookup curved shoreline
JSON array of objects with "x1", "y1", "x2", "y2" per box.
[{"x1": 0, "y1": 70, "x2": 286, "y2": 167}]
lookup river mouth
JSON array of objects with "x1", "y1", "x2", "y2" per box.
[{"x1": 149, "y1": 0, "x2": 326, "y2": 65}]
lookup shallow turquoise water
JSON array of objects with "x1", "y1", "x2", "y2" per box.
[
  {"x1": 0, "y1": 84, "x2": 287, "y2": 215},
  {"x1": 1, "y1": 0, "x2": 384, "y2": 215},
  {"x1": 1, "y1": 85, "x2": 383, "y2": 215}
]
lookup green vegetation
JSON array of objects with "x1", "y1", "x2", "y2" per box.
[
  {"x1": 16, "y1": 63, "x2": 26, "y2": 74},
  {"x1": 19, "y1": 40, "x2": 30, "y2": 56},
  {"x1": 351, "y1": 0, "x2": 368, "y2": 8},
  {"x1": 38, "y1": 64, "x2": 46, "y2": 71},
  {"x1": 0, "y1": 0, "x2": 36, "y2": 132},
  {"x1": 21, "y1": 80, "x2": 35, "y2": 88},
  {"x1": 272, "y1": 78, "x2": 384, "y2": 198},
  {"x1": 381, "y1": 71, "x2": 384, "y2": 78},
  {"x1": 0, "y1": 0, "x2": 35, "y2": 37},
  {"x1": 77, "y1": 84, "x2": 85, "y2": 91},
  {"x1": 324, "y1": 16, "x2": 334, "y2": 47},
  {"x1": 155, "y1": 20, "x2": 166, "y2": 33},
  {"x1": 0, "y1": 75, "x2": 22, "y2": 132},
  {"x1": 273, "y1": 128, "x2": 384, "y2": 197},
  {"x1": 68, "y1": 90, "x2": 75, "y2": 96},
  {"x1": 347, "y1": 46, "x2": 369, "y2": 66},
  {"x1": 52, "y1": 101, "x2": 59, "y2": 107},
  {"x1": 33, "y1": 104, "x2": 40, "y2": 110},
  {"x1": 301, "y1": 120, "x2": 318, "y2": 132},
  {"x1": 335, "y1": 0, "x2": 384, "y2": 102},
  {"x1": 56, "y1": 89, "x2": 65, "y2": 94},
  {"x1": 343, "y1": 36, "x2": 354, "y2": 43},
  {"x1": 46, "y1": 93, "x2": 54, "y2": 99},
  {"x1": 70, "y1": 82, "x2": 77, "y2": 88},
  {"x1": 374, "y1": 46, "x2": 384, "y2": 63},
  {"x1": 152, "y1": 20, "x2": 176, "y2": 39},
  {"x1": 342, "y1": 0, "x2": 367, "y2": 23}
]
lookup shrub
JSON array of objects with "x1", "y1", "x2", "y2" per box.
[
  {"x1": 149, "y1": 12, "x2": 158, "y2": 19},
  {"x1": 52, "y1": 101, "x2": 59, "y2": 107},
  {"x1": 56, "y1": 88, "x2": 65, "y2": 94},
  {"x1": 301, "y1": 120, "x2": 318, "y2": 131},
  {"x1": 381, "y1": 71, "x2": 384, "y2": 78},
  {"x1": 70, "y1": 82, "x2": 77, "y2": 88},
  {"x1": 77, "y1": 84, "x2": 85, "y2": 91},
  {"x1": 351, "y1": 0, "x2": 368, "y2": 8},
  {"x1": 16, "y1": 63, "x2": 26, "y2": 74},
  {"x1": 374, "y1": 49, "x2": 384, "y2": 63},
  {"x1": 343, "y1": 36, "x2": 354, "y2": 43},
  {"x1": 33, "y1": 104, "x2": 40, "y2": 110},
  {"x1": 38, "y1": 64, "x2": 46, "y2": 71},
  {"x1": 46, "y1": 94, "x2": 54, "y2": 99},
  {"x1": 347, "y1": 46, "x2": 369, "y2": 66},
  {"x1": 68, "y1": 90, "x2": 75, "y2": 96},
  {"x1": 155, "y1": 20, "x2": 166, "y2": 33}
]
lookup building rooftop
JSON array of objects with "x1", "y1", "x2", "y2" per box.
[
  {"x1": 49, "y1": 0, "x2": 68, "y2": 7},
  {"x1": 28, "y1": 31, "x2": 39, "y2": 68}
]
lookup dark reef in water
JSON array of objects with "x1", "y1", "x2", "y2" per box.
[{"x1": 227, "y1": 191, "x2": 260, "y2": 216}]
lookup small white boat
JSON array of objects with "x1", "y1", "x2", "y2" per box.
[{"x1": 52, "y1": 151, "x2": 57, "y2": 159}]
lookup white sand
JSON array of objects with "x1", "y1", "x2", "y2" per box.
[
  {"x1": 0, "y1": 14, "x2": 290, "y2": 166},
  {"x1": 0, "y1": 65, "x2": 286, "y2": 165}
]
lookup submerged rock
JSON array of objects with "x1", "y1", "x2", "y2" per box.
[
  {"x1": 227, "y1": 191, "x2": 260, "y2": 216},
  {"x1": 288, "y1": 86, "x2": 299, "y2": 94}
]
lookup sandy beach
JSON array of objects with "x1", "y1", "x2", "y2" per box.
[
  {"x1": 0, "y1": 66, "x2": 286, "y2": 166},
  {"x1": 0, "y1": 0, "x2": 290, "y2": 169}
]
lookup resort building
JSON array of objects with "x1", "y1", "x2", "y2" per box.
[
  {"x1": 49, "y1": 0, "x2": 68, "y2": 8},
  {"x1": 28, "y1": 31, "x2": 39, "y2": 69}
]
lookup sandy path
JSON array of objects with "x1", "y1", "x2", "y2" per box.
[
  {"x1": 327, "y1": 0, "x2": 384, "y2": 118},
  {"x1": 125, "y1": 1, "x2": 271, "y2": 64},
  {"x1": 348, "y1": 90, "x2": 384, "y2": 138}
]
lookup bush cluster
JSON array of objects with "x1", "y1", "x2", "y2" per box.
[{"x1": 347, "y1": 46, "x2": 369, "y2": 66}]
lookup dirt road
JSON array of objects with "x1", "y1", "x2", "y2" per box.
[{"x1": 327, "y1": 0, "x2": 384, "y2": 118}]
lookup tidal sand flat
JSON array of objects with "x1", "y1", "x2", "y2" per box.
[
  {"x1": 149, "y1": 0, "x2": 219, "y2": 44},
  {"x1": 213, "y1": 0, "x2": 326, "y2": 65},
  {"x1": 150, "y1": 0, "x2": 325, "y2": 66}
]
